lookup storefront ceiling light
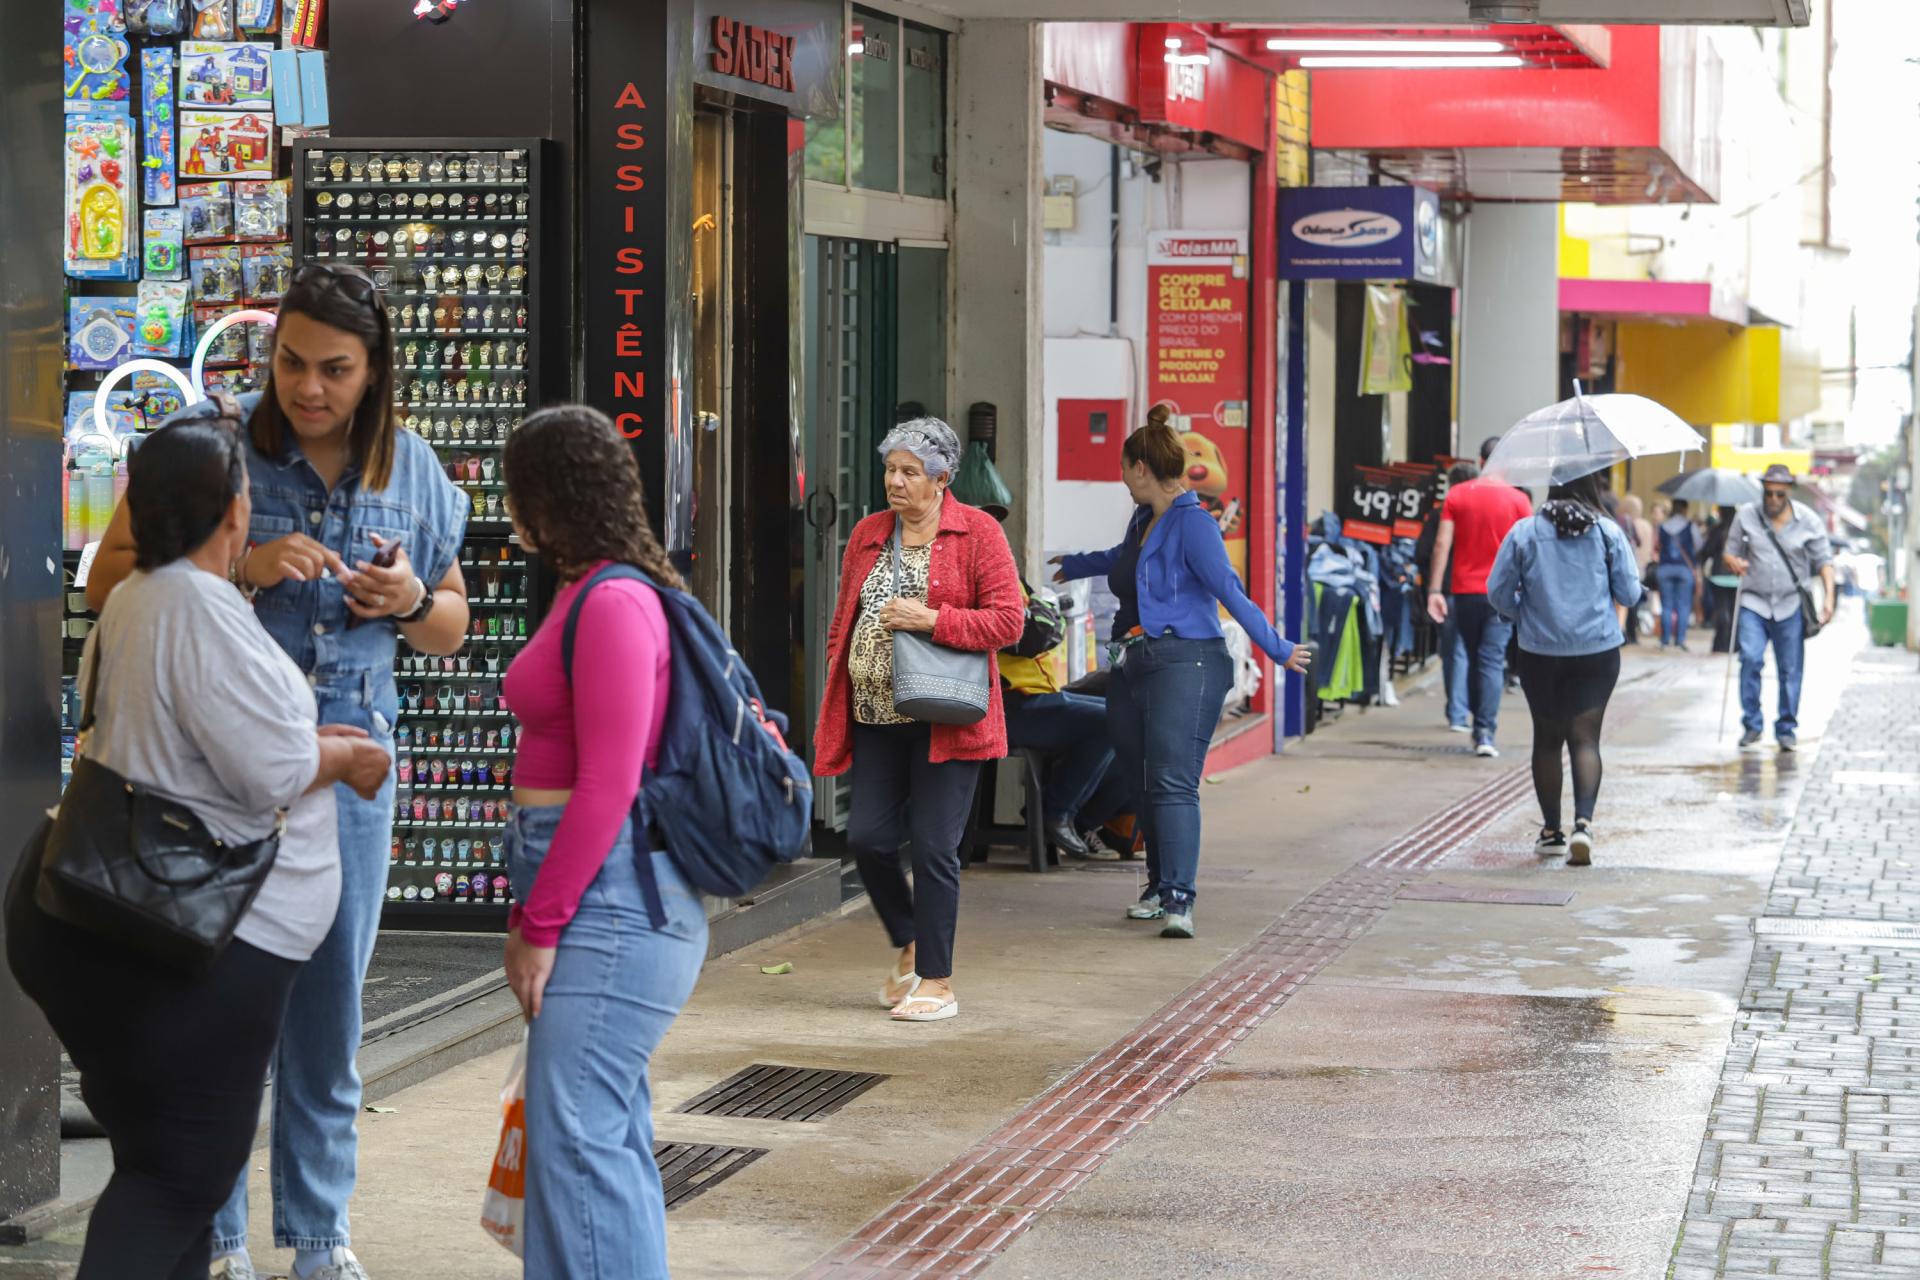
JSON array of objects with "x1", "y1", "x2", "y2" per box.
[
  {"x1": 1297, "y1": 55, "x2": 1525, "y2": 69},
  {"x1": 1165, "y1": 36, "x2": 1184, "y2": 48},
  {"x1": 1165, "y1": 52, "x2": 1211, "y2": 66},
  {"x1": 848, "y1": 40, "x2": 864, "y2": 55},
  {"x1": 1265, "y1": 38, "x2": 1506, "y2": 53}
]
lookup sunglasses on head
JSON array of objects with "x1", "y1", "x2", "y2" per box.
[{"x1": 291, "y1": 262, "x2": 379, "y2": 305}]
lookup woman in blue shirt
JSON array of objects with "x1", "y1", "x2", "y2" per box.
[
  {"x1": 1486, "y1": 470, "x2": 1642, "y2": 868},
  {"x1": 1054, "y1": 410, "x2": 1309, "y2": 939},
  {"x1": 87, "y1": 264, "x2": 470, "y2": 1280}
]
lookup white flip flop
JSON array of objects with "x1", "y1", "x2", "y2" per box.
[
  {"x1": 880, "y1": 963, "x2": 920, "y2": 1009},
  {"x1": 891, "y1": 992, "x2": 958, "y2": 1022}
]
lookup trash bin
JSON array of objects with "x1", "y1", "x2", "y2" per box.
[{"x1": 1868, "y1": 597, "x2": 1908, "y2": 648}]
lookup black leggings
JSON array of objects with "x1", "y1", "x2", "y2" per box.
[
  {"x1": 1515, "y1": 647, "x2": 1621, "y2": 831},
  {"x1": 5, "y1": 867, "x2": 299, "y2": 1280}
]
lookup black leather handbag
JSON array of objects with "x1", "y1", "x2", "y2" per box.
[{"x1": 30, "y1": 640, "x2": 284, "y2": 974}]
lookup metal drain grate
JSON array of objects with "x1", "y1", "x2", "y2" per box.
[
  {"x1": 1752, "y1": 917, "x2": 1920, "y2": 942},
  {"x1": 654, "y1": 1142, "x2": 766, "y2": 1208},
  {"x1": 676, "y1": 1064, "x2": 887, "y2": 1121}
]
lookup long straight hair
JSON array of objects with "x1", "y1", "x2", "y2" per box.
[{"x1": 248, "y1": 272, "x2": 398, "y2": 490}]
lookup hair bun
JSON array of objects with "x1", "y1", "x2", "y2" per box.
[{"x1": 1145, "y1": 404, "x2": 1172, "y2": 428}]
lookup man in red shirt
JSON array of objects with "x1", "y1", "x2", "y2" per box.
[{"x1": 1427, "y1": 438, "x2": 1533, "y2": 758}]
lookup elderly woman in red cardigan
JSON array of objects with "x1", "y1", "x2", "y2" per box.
[{"x1": 814, "y1": 417, "x2": 1024, "y2": 1023}]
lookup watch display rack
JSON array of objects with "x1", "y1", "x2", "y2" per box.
[{"x1": 292, "y1": 138, "x2": 545, "y2": 927}]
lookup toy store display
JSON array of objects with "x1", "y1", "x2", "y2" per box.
[
  {"x1": 295, "y1": 137, "x2": 543, "y2": 917},
  {"x1": 60, "y1": 0, "x2": 309, "y2": 807}
]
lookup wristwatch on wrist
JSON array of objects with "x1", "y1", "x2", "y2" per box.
[{"x1": 397, "y1": 577, "x2": 435, "y2": 624}]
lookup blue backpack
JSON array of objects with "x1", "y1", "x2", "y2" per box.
[{"x1": 561, "y1": 563, "x2": 813, "y2": 925}]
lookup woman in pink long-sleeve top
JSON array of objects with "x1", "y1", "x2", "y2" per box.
[
  {"x1": 498, "y1": 405, "x2": 704, "y2": 1279},
  {"x1": 813, "y1": 417, "x2": 1025, "y2": 1025}
]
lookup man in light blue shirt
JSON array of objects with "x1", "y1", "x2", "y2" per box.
[{"x1": 1724, "y1": 464, "x2": 1836, "y2": 752}]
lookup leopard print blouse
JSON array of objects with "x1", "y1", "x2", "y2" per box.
[{"x1": 849, "y1": 542, "x2": 932, "y2": 726}]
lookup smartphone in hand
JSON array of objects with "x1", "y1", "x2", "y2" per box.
[{"x1": 346, "y1": 539, "x2": 405, "y2": 629}]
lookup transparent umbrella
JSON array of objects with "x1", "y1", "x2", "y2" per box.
[{"x1": 1481, "y1": 390, "x2": 1705, "y2": 488}]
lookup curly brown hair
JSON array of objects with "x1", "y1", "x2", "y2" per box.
[{"x1": 502, "y1": 404, "x2": 685, "y2": 589}]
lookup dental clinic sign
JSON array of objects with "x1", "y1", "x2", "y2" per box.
[{"x1": 1279, "y1": 185, "x2": 1445, "y2": 284}]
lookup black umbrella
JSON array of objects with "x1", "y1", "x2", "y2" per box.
[{"x1": 1657, "y1": 468, "x2": 1763, "y2": 508}]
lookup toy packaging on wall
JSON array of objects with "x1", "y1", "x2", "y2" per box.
[
  {"x1": 202, "y1": 367, "x2": 259, "y2": 397},
  {"x1": 67, "y1": 297, "x2": 138, "y2": 370},
  {"x1": 139, "y1": 48, "x2": 177, "y2": 205},
  {"x1": 191, "y1": 0, "x2": 235, "y2": 40},
  {"x1": 241, "y1": 242, "x2": 292, "y2": 301},
  {"x1": 179, "y1": 180, "x2": 232, "y2": 242},
  {"x1": 180, "y1": 109, "x2": 275, "y2": 179},
  {"x1": 247, "y1": 316, "x2": 274, "y2": 364},
  {"x1": 65, "y1": 114, "x2": 139, "y2": 279},
  {"x1": 64, "y1": 1, "x2": 133, "y2": 113},
  {"x1": 286, "y1": 0, "x2": 324, "y2": 48},
  {"x1": 189, "y1": 242, "x2": 244, "y2": 303},
  {"x1": 66, "y1": 390, "x2": 144, "y2": 441},
  {"x1": 133, "y1": 280, "x2": 191, "y2": 357},
  {"x1": 127, "y1": 0, "x2": 188, "y2": 36},
  {"x1": 192, "y1": 303, "x2": 248, "y2": 366},
  {"x1": 233, "y1": 177, "x2": 288, "y2": 240},
  {"x1": 142, "y1": 207, "x2": 185, "y2": 278},
  {"x1": 179, "y1": 40, "x2": 274, "y2": 110},
  {"x1": 236, "y1": 0, "x2": 276, "y2": 33}
]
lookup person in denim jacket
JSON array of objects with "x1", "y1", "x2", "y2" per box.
[{"x1": 88, "y1": 265, "x2": 469, "y2": 1280}]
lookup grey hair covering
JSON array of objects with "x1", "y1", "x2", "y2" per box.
[{"x1": 879, "y1": 416, "x2": 963, "y2": 482}]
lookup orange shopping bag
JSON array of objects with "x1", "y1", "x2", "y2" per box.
[{"x1": 479, "y1": 1040, "x2": 528, "y2": 1256}]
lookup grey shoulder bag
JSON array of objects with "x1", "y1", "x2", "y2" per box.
[{"x1": 889, "y1": 525, "x2": 992, "y2": 725}]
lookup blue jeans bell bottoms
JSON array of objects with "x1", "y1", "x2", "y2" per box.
[
  {"x1": 1105, "y1": 635, "x2": 1235, "y2": 912},
  {"x1": 504, "y1": 804, "x2": 708, "y2": 1280},
  {"x1": 214, "y1": 673, "x2": 396, "y2": 1258}
]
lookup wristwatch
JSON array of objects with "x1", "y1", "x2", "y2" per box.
[{"x1": 397, "y1": 577, "x2": 435, "y2": 624}]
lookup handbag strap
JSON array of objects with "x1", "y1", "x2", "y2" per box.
[
  {"x1": 889, "y1": 521, "x2": 904, "y2": 597},
  {"x1": 78, "y1": 630, "x2": 104, "y2": 736},
  {"x1": 1758, "y1": 513, "x2": 1808, "y2": 590}
]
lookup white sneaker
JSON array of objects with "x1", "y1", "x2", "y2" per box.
[
  {"x1": 1475, "y1": 741, "x2": 1500, "y2": 759},
  {"x1": 296, "y1": 1248, "x2": 371, "y2": 1280},
  {"x1": 1126, "y1": 893, "x2": 1165, "y2": 921},
  {"x1": 1447, "y1": 723, "x2": 1472, "y2": 734},
  {"x1": 212, "y1": 1257, "x2": 258, "y2": 1280}
]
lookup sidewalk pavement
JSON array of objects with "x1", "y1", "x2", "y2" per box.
[{"x1": 8, "y1": 624, "x2": 1896, "y2": 1278}]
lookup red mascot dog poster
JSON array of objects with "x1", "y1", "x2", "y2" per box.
[{"x1": 1146, "y1": 230, "x2": 1250, "y2": 581}]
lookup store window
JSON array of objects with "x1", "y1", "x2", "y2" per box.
[
  {"x1": 851, "y1": 9, "x2": 899, "y2": 193},
  {"x1": 901, "y1": 21, "x2": 946, "y2": 199},
  {"x1": 804, "y1": 4, "x2": 948, "y2": 202}
]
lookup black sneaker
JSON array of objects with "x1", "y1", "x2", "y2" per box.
[
  {"x1": 1738, "y1": 728, "x2": 1763, "y2": 750},
  {"x1": 1778, "y1": 733, "x2": 1798, "y2": 753},
  {"x1": 1534, "y1": 828, "x2": 1569, "y2": 858}
]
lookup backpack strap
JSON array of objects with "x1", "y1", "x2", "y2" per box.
[{"x1": 556, "y1": 561, "x2": 669, "y2": 930}]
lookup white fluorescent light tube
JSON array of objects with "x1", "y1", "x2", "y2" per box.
[
  {"x1": 1298, "y1": 55, "x2": 1525, "y2": 68},
  {"x1": 848, "y1": 41, "x2": 864, "y2": 54},
  {"x1": 1165, "y1": 53, "x2": 1211, "y2": 66},
  {"x1": 1165, "y1": 36, "x2": 1184, "y2": 48},
  {"x1": 1266, "y1": 38, "x2": 1506, "y2": 53}
]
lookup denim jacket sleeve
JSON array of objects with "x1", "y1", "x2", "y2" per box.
[
  {"x1": 1178, "y1": 508, "x2": 1293, "y2": 664},
  {"x1": 1605, "y1": 521, "x2": 1644, "y2": 608},
  {"x1": 1487, "y1": 525, "x2": 1524, "y2": 621},
  {"x1": 389, "y1": 430, "x2": 471, "y2": 590}
]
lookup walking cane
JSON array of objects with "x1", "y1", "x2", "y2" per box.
[{"x1": 1717, "y1": 572, "x2": 1746, "y2": 744}]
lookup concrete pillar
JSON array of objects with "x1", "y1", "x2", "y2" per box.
[
  {"x1": 951, "y1": 20, "x2": 1044, "y2": 570},
  {"x1": 1458, "y1": 204, "x2": 1562, "y2": 453}
]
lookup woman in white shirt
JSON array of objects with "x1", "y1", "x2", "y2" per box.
[{"x1": 5, "y1": 416, "x2": 390, "y2": 1280}]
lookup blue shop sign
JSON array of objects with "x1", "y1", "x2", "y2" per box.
[{"x1": 1279, "y1": 186, "x2": 1447, "y2": 285}]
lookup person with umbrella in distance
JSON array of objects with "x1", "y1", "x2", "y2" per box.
[
  {"x1": 1658, "y1": 468, "x2": 1765, "y2": 656},
  {"x1": 1479, "y1": 390, "x2": 1702, "y2": 865},
  {"x1": 1723, "y1": 464, "x2": 1836, "y2": 752}
]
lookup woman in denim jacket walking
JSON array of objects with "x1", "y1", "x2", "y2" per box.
[{"x1": 88, "y1": 265, "x2": 470, "y2": 1280}]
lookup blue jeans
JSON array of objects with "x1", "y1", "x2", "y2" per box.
[
  {"x1": 1656, "y1": 564, "x2": 1695, "y2": 646},
  {"x1": 1440, "y1": 608, "x2": 1469, "y2": 728},
  {"x1": 1738, "y1": 607, "x2": 1806, "y2": 738},
  {"x1": 1106, "y1": 635, "x2": 1234, "y2": 912},
  {"x1": 507, "y1": 804, "x2": 708, "y2": 1280},
  {"x1": 1451, "y1": 594, "x2": 1512, "y2": 744},
  {"x1": 1003, "y1": 691, "x2": 1117, "y2": 824},
  {"x1": 215, "y1": 677, "x2": 396, "y2": 1257}
]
